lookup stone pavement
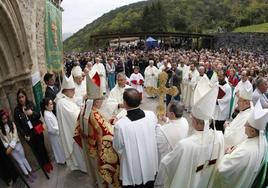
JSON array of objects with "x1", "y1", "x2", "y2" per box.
[{"x1": 0, "y1": 94, "x2": 191, "y2": 188}]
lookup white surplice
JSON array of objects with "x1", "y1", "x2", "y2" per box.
[
  {"x1": 103, "y1": 84, "x2": 131, "y2": 118},
  {"x1": 183, "y1": 69, "x2": 199, "y2": 110},
  {"x1": 144, "y1": 65, "x2": 159, "y2": 87},
  {"x1": 74, "y1": 80, "x2": 87, "y2": 107},
  {"x1": 178, "y1": 64, "x2": 189, "y2": 101},
  {"x1": 92, "y1": 62, "x2": 106, "y2": 94},
  {"x1": 113, "y1": 111, "x2": 158, "y2": 186},
  {"x1": 214, "y1": 83, "x2": 232, "y2": 121},
  {"x1": 44, "y1": 110, "x2": 66, "y2": 164},
  {"x1": 155, "y1": 117, "x2": 189, "y2": 186},
  {"x1": 56, "y1": 94, "x2": 87, "y2": 172},
  {"x1": 129, "y1": 72, "x2": 144, "y2": 93},
  {"x1": 159, "y1": 129, "x2": 224, "y2": 188},
  {"x1": 224, "y1": 108, "x2": 252, "y2": 147},
  {"x1": 215, "y1": 136, "x2": 267, "y2": 188}
]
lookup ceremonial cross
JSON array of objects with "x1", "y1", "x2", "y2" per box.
[{"x1": 145, "y1": 71, "x2": 178, "y2": 118}]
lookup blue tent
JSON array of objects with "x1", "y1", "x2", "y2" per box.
[{"x1": 146, "y1": 37, "x2": 158, "y2": 49}]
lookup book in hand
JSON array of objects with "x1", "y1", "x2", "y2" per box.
[{"x1": 217, "y1": 86, "x2": 226, "y2": 99}]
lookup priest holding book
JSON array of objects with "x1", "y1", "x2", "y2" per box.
[{"x1": 213, "y1": 70, "x2": 232, "y2": 133}]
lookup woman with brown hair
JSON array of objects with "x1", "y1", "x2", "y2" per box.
[{"x1": 14, "y1": 89, "x2": 52, "y2": 173}]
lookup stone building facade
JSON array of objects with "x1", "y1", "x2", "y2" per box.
[
  {"x1": 0, "y1": 0, "x2": 58, "y2": 115},
  {"x1": 214, "y1": 33, "x2": 268, "y2": 53}
]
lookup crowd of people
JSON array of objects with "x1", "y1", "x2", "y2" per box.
[{"x1": 0, "y1": 47, "x2": 268, "y2": 188}]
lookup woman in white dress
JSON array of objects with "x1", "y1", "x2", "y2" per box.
[
  {"x1": 41, "y1": 98, "x2": 65, "y2": 164},
  {"x1": 0, "y1": 109, "x2": 36, "y2": 182}
]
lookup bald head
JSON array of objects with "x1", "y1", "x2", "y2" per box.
[{"x1": 123, "y1": 88, "x2": 141, "y2": 108}]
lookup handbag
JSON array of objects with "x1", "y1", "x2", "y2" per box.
[{"x1": 33, "y1": 122, "x2": 44, "y2": 134}]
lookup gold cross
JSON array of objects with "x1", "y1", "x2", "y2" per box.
[{"x1": 145, "y1": 71, "x2": 178, "y2": 118}]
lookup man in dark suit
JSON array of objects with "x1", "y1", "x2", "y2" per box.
[
  {"x1": 125, "y1": 54, "x2": 138, "y2": 78},
  {"x1": 44, "y1": 73, "x2": 59, "y2": 101},
  {"x1": 166, "y1": 62, "x2": 182, "y2": 106},
  {"x1": 44, "y1": 73, "x2": 59, "y2": 115}
]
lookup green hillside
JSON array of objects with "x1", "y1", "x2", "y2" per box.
[
  {"x1": 233, "y1": 23, "x2": 268, "y2": 33},
  {"x1": 64, "y1": 0, "x2": 268, "y2": 52}
]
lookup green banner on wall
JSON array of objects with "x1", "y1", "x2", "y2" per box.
[
  {"x1": 32, "y1": 72, "x2": 43, "y2": 113},
  {"x1": 45, "y1": 0, "x2": 63, "y2": 72}
]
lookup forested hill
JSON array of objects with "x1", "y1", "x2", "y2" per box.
[{"x1": 64, "y1": 0, "x2": 268, "y2": 52}]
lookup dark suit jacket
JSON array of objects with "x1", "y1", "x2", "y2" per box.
[
  {"x1": 45, "y1": 86, "x2": 59, "y2": 101},
  {"x1": 168, "y1": 68, "x2": 182, "y2": 95}
]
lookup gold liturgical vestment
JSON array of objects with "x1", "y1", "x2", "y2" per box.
[{"x1": 74, "y1": 107, "x2": 120, "y2": 188}]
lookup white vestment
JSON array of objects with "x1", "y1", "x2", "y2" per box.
[
  {"x1": 231, "y1": 80, "x2": 253, "y2": 112},
  {"x1": 92, "y1": 62, "x2": 106, "y2": 94},
  {"x1": 178, "y1": 65, "x2": 189, "y2": 101},
  {"x1": 130, "y1": 72, "x2": 144, "y2": 93},
  {"x1": 183, "y1": 69, "x2": 199, "y2": 110},
  {"x1": 196, "y1": 74, "x2": 210, "y2": 84},
  {"x1": 74, "y1": 80, "x2": 87, "y2": 107},
  {"x1": 159, "y1": 129, "x2": 224, "y2": 188},
  {"x1": 103, "y1": 84, "x2": 131, "y2": 118},
  {"x1": 144, "y1": 65, "x2": 159, "y2": 97},
  {"x1": 214, "y1": 83, "x2": 232, "y2": 121},
  {"x1": 113, "y1": 111, "x2": 158, "y2": 186},
  {"x1": 56, "y1": 95, "x2": 87, "y2": 172},
  {"x1": 224, "y1": 108, "x2": 252, "y2": 147},
  {"x1": 44, "y1": 110, "x2": 66, "y2": 164},
  {"x1": 215, "y1": 136, "x2": 267, "y2": 188},
  {"x1": 155, "y1": 117, "x2": 189, "y2": 186},
  {"x1": 252, "y1": 88, "x2": 268, "y2": 108},
  {"x1": 210, "y1": 72, "x2": 218, "y2": 86}
]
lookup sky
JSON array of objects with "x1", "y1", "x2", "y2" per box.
[{"x1": 61, "y1": 0, "x2": 146, "y2": 34}]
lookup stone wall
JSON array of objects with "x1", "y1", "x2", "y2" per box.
[
  {"x1": 213, "y1": 33, "x2": 268, "y2": 53},
  {"x1": 0, "y1": 0, "x2": 47, "y2": 112}
]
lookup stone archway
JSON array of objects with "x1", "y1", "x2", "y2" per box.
[{"x1": 0, "y1": 0, "x2": 34, "y2": 114}]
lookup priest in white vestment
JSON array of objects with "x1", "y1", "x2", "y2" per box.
[
  {"x1": 178, "y1": 61, "x2": 189, "y2": 102},
  {"x1": 103, "y1": 73, "x2": 131, "y2": 119},
  {"x1": 155, "y1": 101, "x2": 189, "y2": 187},
  {"x1": 224, "y1": 88, "x2": 253, "y2": 147},
  {"x1": 213, "y1": 70, "x2": 232, "y2": 132},
  {"x1": 215, "y1": 100, "x2": 268, "y2": 188},
  {"x1": 252, "y1": 77, "x2": 268, "y2": 108},
  {"x1": 183, "y1": 63, "x2": 199, "y2": 112},
  {"x1": 71, "y1": 65, "x2": 87, "y2": 107},
  {"x1": 113, "y1": 88, "x2": 158, "y2": 187},
  {"x1": 55, "y1": 75, "x2": 87, "y2": 172},
  {"x1": 159, "y1": 82, "x2": 224, "y2": 188},
  {"x1": 196, "y1": 66, "x2": 210, "y2": 84},
  {"x1": 231, "y1": 70, "x2": 253, "y2": 114},
  {"x1": 92, "y1": 57, "x2": 106, "y2": 95},
  {"x1": 144, "y1": 60, "x2": 160, "y2": 98}
]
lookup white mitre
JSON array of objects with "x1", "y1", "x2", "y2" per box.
[
  {"x1": 248, "y1": 99, "x2": 268, "y2": 131},
  {"x1": 192, "y1": 79, "x2": 218, "y2": 120},
  {"x1": 62, "y1": 75, "x2": 75, "y2": 90},
  {"x1": 247, "y1": 99, "x2": 268, "y2": 172},
  {"x1": 71, "y1": 65, "x2": 83, "y2": 77}
]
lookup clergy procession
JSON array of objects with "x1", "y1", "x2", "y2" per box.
[{"x1": 0, "y1": 47, "x2": 267, "y2": 188}]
